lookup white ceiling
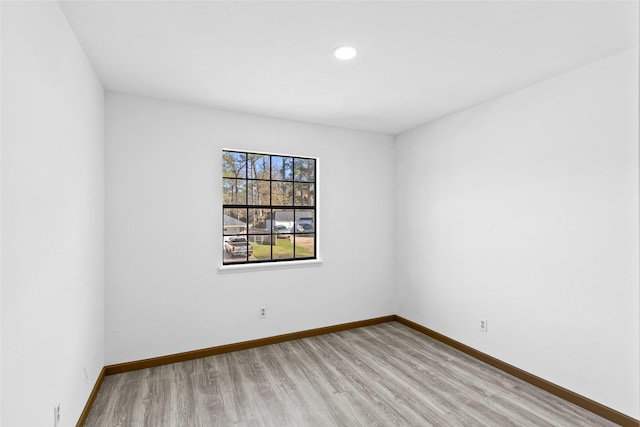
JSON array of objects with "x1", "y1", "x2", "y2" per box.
[{"x1": 59, "y1": 1, "x2": 639, "y2": 135}]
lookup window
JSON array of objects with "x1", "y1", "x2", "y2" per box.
[{"x1": 222, "y1": 150, "x2": 316, "y2": 265}]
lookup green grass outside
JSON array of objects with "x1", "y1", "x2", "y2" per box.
[{"x1": 251, "y1": 239, "x2": 313, "y2": 260}]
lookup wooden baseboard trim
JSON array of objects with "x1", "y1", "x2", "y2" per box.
[
  {"x1": 104, "y1": 315, "x2": 395, "y2": 376},
  {"x1": 394, "y1": 315, "x2": 639, "y2": 427},
  {"x1": 76, "y1": 366, "x2": 106, "y2": 427}
]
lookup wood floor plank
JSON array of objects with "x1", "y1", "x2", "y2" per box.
[{"x1": 84, "y1": 322, "x2": 620, "y2": 426}]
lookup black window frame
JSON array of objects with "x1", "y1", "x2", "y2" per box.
[{"x1": 222, "y1": 150, "x2": 317, "y2": 265}]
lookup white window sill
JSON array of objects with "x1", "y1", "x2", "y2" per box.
[{"x1": 218, "y1": 259, "x2": 323, "y2": 273}]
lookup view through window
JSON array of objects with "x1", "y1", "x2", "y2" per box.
[{"x1": 223, "y1": 150, "x2": 316, "y2": 264}]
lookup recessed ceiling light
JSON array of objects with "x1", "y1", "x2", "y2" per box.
[{"x1": 334, "y1": 46, "x2": 358, "y2": 61}]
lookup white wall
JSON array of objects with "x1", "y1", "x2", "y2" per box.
[
  {"x1": 395, "y1": 48, "x2": 639, "y2": 418},
  {"x1": 1, "y1": 2, "x2": 105, "y2": 426},
  {"x1": 0, "y1": 2, "x2": 4, "y2": 423},
  {"x1": 105, "y1": 93, "x2": 395, "y2": 365}
]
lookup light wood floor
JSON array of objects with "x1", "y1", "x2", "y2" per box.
[{"x1": 85, "y1": 322, "x2": 618, "y2": 426}]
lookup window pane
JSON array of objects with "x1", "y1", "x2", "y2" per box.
[
  {"x1": 247, "y1": 235, "x2": 271, "y2": 261},
  {"x1": 272, "y1": 211, "x2": 292, "y2": 241},
  {"x1": 223, "y1": 178, "x2": 246, "y2": 205},
  {"x1": 247, "y1": 180, "x2": 270, "y2": 206},
  {"x1": 223, "y1": 208, "x2": 247, "y2": 235},
  {"x1": 294, "y1": 183, "x2": 315, "y2": 207},
  {"x1": 223, "y1": 236, "x2": 251, "y2": 263},
  {"x1": 223, "y1": 151, "x2": 246, "y2": 178},
  {"x1": 294, "y1": 158, "x2": 315, "y2": 182},
  {"x1": 272, "y1": 237, "x2": 294, "y2": 260},
  {"x1": 247, "y1": 154, "x2": 270, "y2": 180},
  {"x1": 248, "y1": 209, "x2": 270, "y2": 234},
  {"x1": 270, "y1": 209, "x2": 294, "y2": 233},
  {"x1": 271, "y1": 156, "x2": 293, "y2": 181},
  {"x1": 294, "y1": 210, "x2": 314, "y2": 234},
  {"x1": 294, "y1": 234, "x2": 315, "y2": 259},
  {"x1": 272, "y1": 182, "x2": 293, "y2": 206}
]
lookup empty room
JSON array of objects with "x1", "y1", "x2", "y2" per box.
[{"x1": 1, "y1": 1, "x2": 639, "y2": 426}]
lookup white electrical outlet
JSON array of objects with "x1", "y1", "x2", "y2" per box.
[
  {"x1": 53, "y1": 403, "x2": 60, "y2": 427},
  {"x1": 259, "y1": 306, "x2": 267, "y2": 318},
  {"x1": 480, "y1": 318, "x2": 488, "y2": 332}
]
